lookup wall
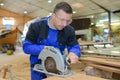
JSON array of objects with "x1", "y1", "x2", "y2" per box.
[
  {"x1": 0, "y1": 8, "x2": 32, "y2": 50},
  {"x1": 0, "y1": 8, "x2": 32, "y2": 31}
]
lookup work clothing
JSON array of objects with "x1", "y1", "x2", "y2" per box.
[{"x1": 23, "y1": 17, "x2": 81, "y2": 80}]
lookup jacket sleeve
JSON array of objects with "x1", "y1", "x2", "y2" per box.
[
  {"x1": 22, "y1": 23, "x2": 45, "y2": 55},
  {"x1": 23, "y1": 40, "x2": 44, "y2": 55},
  {"x1": 66, "y1": 26, "x2": 81, "y2": 57},
  {"x1": 67, "y1": 44, "x2": 81, "y2": 57}
]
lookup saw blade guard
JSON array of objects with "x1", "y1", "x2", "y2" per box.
[{"x1": 38, "y1": 47, "x2": 66, "y2": 74}]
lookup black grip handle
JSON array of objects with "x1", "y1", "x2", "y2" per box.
[{"x1": 67, "y1": 58, "x2": 71, "y2": 64}]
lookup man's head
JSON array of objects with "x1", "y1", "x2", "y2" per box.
[
  {"x1": 53, "y1": 2, "x2": 73, "y2": 14},
  {"x1": 51, "y1": 2, "x2": 73, "y2": 30}
]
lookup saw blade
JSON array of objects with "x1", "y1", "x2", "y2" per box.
[{"x1": 45, "y1": 57, "x2": 59, "y2": 74}]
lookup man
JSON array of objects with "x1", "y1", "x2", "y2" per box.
[{"x1": 23, "y1": 2, "x2": 81, "y2": 80}]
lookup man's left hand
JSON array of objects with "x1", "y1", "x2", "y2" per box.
[{"x1": 67, "y1": 52, "x2": 79, "y2": 64}]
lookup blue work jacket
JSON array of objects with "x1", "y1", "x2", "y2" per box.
[{"x1": 23, "y1": 17, "x2": 81, "y2": 65}]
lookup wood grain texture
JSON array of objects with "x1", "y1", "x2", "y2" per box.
[
  {"x1": 80, "y1": 57, "x2": 120, "y2": 67},
  {"x1": 44, "y1": 73, "x2": 107, "y2": 80}
]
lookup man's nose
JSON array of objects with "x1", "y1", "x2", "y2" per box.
[{"x1": 62, "y1": 21, "x2": 67, "y2": 26}]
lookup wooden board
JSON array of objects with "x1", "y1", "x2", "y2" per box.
[
  {"x1": 0, "y1": 78, "x2": 6, "y2": 80},
  {"x1": 80, "y1": 57, "x2": 120, "y2": 75},
  {"x1": 82, "y1": 47, "x2": 120, "y2": 56},
  {"x1": 44, "y1": 73, "x2": 107, "y2": 80},
  {"x1": 80, "y1": 57, "x2": 120, "y2": 67},
  {"x1": 86, "y1": 63, "x2": 120, "y2": 74}
]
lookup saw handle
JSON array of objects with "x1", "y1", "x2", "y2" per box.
[
  {"x1": 67, "y1": 58, "x2": 71, "y2": 64},
  {"x1": 66, "y1": 58, "x2": 71, "y2": 70}
]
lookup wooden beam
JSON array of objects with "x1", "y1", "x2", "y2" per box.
[
  {"x1": 86, "y1": 63, "x2": 120, "y2": 74},
  {"x1": 80, "y1": 57, "x2": 120, "y2": 67}
]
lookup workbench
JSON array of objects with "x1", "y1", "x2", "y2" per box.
[
  {"x1": 79, "y1": 41, "x2": 96, "y2": 49},
  {"x1": 44, "y1": 73, "x2": 107, "y2": 80},
  {"x1": 82, "y1": 47, "x2": 120, "y2": 56},
  {"x1": 79, "y1": 41, "x2": 112, "y2": 49}
]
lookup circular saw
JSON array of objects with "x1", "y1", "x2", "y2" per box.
[{"x1": 33, "y1": 47, "x2": 74, "y2": 77}]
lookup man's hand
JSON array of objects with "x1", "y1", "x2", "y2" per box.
[{"x1": 67, "y1": 52, "x2": 79, "y2": 64}]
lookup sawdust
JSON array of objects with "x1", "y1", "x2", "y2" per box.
[{"x1": 0, "y1": 47, "x2": 30, "y2": 80}]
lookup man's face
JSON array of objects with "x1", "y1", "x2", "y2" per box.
[{"x1": 53, "y1": 9, "x2": 72, "y2": 30}]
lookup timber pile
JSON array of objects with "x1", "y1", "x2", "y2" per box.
[
  {"x1": 82, "y1": 47, "x2": 120, "y2": 57},
  {"x1": 79, "y1": 57, "x2": 120, "y2": 79}
]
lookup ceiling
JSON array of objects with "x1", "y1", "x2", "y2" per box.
[{"x1": 0, "y1": 0, "x2": 120, "y2": 18}]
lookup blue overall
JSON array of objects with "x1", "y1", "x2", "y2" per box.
[{"x1": 23, "y1": 17, "x2": 81, "y2": 80}]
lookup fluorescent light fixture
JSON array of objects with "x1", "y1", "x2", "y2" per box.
[
  {"x1": 91, "y1": 23, "x2": 94, "y2": 25},
  {"x1": 73, "y1": 11, "x2": 76, "y2": 14},
  {"x1": 24, "y1": 10, "x2": 28, "y2": 14},
  {"x1": 49, "y1": 12, "x2": 52, "y2": 15},
  {"x1": 0, "y1": 3, "x2": 4, "y2": 6},
  {"x1": 71, "y1": 3, "x2": 84, "y2": 8},
  {"x1": 47, "y1": 12, "x2": 52, "y2": 17},
  {"x1": 48, "y1": 0, "x2": 52, "y2": 3},
  {"x1": 90, "y1": 15, "x2": 94, "y2": 18}
]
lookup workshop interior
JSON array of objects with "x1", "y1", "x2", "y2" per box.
[{"x1": 0, "y1": 0, "x2": 120, "y2": 80}]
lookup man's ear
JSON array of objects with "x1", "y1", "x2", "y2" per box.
[{"x1": 52, "y1": 13, "x2": 56, "y2": 18}]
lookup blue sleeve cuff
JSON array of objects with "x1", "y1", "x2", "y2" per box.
[
  {"x1": 23, "y1": 40, "x2": 44, "y2": 55},
  {"x1": 67, "y1": 44, "x2": 81, "y2": 57}
]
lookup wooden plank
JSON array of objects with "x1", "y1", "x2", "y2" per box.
[
  {"x1": 44, "y1": 73, "x2": 107, "y2": 80},
  {"x1": 82, "y1": 47, "x2": 120, "y2": 57},
  {"x1": 86, "y1": 63, "x2": 120, "y2": 74},
  {"x1": 80, "y1": 57, "x2": 120, "y2": 67},
  {"x1": 0, "y1": 78, "x2": 6, "y2": 80}
]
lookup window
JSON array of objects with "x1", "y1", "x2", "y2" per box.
[{"x1": 2, "y1": 17, "x2": 15, "y2": 25}]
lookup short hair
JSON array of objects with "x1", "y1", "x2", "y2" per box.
[{"x1": 53, "y1": 2, "x2": 73, "y2": 14}]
